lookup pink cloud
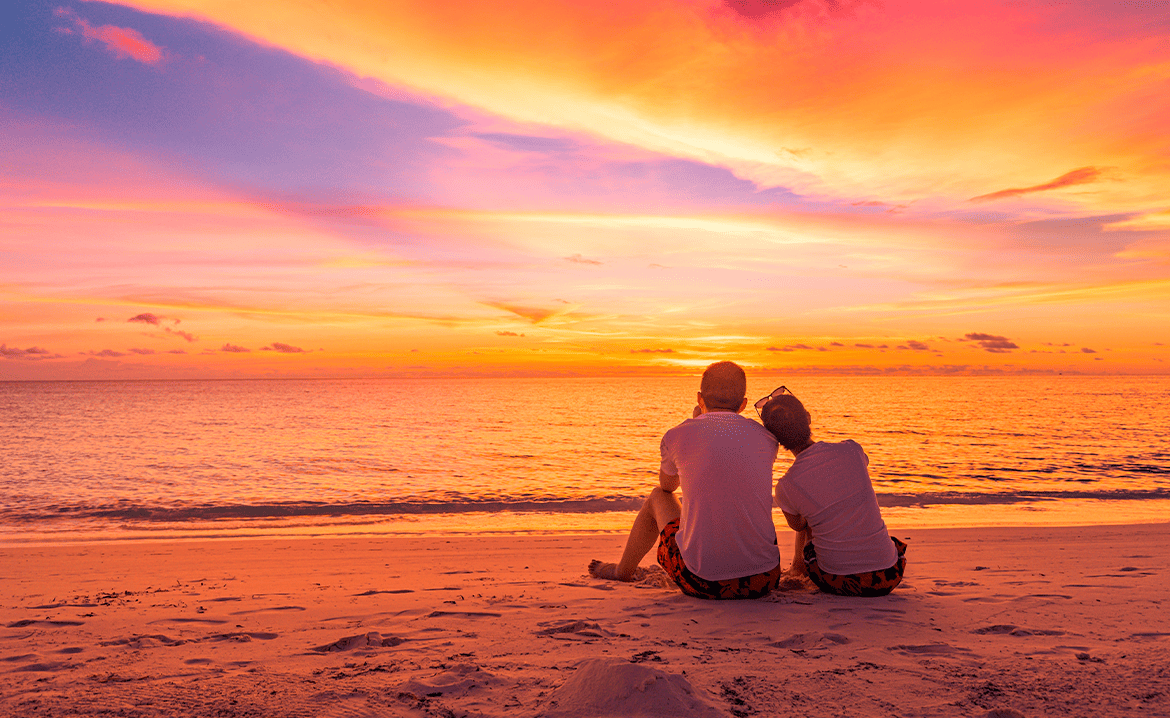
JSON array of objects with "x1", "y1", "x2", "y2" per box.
[
  {"x1": 1, "y1": 344, "x2": 61, "y2": 360},
  {"x1": 261, "y1": 342, "x2": 307, "y2": 353},
  {"x1": 768, "y1": 344, "x2": 814, "y2": 352},
  {"x1": 221, "y1": 343, "x2": 250, "y2": 353},
  {"x1": 962, "y1": 332, "x2": 1019, "y2": 353},
  {"x1": 970, "y1": 167, "x2": 1102, "y2": 202},
  {"x1": 129, "y1": 348, "x2": 155, "y2": 355},
  {"x1": 55, "y1": 8, "x2": 165, "y2": 65},
  {"x1": 165, "y1": 327, "x2": 198, "y2": 342},
  {"x1": 128, "y1": 312, "x2": 161, "y2": 325}
]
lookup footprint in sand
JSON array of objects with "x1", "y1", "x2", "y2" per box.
[
  {"x1": 11, "y1": 661, "x2": 68, "y2": 672},
  {"x1": 5, "y1": 619, "x2": 84, "y2": 628},
  {"x1": 395, "y1": 663, "x2": 500, "y2": 699},
  {"x1": 973, "y1": 625, "x2": 1064, "y2": 637},
  {"x1": 313, "y1": 631, "x2": 406, "y2": 652},
  {"x1": 1, "y1": 653, "x2": 38, "y2": 664},
  {"x1": 770, "y1": 632, "x2": 850, "y2": 650},
  {"x1": 101, "y1": 634, "x2": 185, "y2": 648},
  {"x1": 149, "y1": 617, "x2": 227, "y2": 624},
  {"x1": 230, "y1": 605, "x2": 306, "y2": 615},
  {"x1": 206, "y1": 631, "x2": 278, "y2": 642},
  {"x1": 887, "y1": 643, "x2": 972, "y2": 655},
  {"x1": 536, "y1": 620, "x2": 609, "y2": 639}
]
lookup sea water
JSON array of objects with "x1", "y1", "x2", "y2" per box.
[{"x1": 2, "y1": 376, "x2": 1168, "y2": 543}]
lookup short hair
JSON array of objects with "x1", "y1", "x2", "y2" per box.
[
  {"x1": 699, "y1": 361, "x2": 746, "y2": 411},
  {"x1": 761, "y1": 394, "x2": 812, "y2": 451}
]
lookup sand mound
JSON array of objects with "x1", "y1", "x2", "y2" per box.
[{"x1": 539, "y1": 657, "x2": 725, "y2": 717}]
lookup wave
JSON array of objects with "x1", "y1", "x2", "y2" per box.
[
  {"x1": 5, "y1": 488, "x2": 1170, "y2": 524},
  {"x1": 876, "y1": 488, "x2": 1170, "y2": 507}
]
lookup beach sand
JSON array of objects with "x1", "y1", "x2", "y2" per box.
[{"x1": 2, "y1": 523, "x2": 1168, "y2": 717}]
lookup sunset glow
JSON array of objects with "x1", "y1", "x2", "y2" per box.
[{"x1": 3, "y1": 0, "x2": 1169, "y2": 379}]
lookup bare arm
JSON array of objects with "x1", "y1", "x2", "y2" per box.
[
  {"x1": 659, "y1": 470, "x2": 680, "y2": 493},
  {"x1": 782, "y1": 510, "x2": 807, "y2": 532}
]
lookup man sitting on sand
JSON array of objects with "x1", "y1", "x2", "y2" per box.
[
  {"x1": 589, "y1": 361, "x2": 784, "y2": 599},
  {"x1": 759, "y1": 389, "x2": 907, "y2": 597}
]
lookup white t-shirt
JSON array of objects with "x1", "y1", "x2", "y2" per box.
[
  {"x1": 775, "y1": 440, "x2": 897, "y2": 576},
  {"x1": 659, "y1": 411, "x2": 780, "y2": 581}
]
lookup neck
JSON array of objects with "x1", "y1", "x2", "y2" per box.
[{"x1": 789, "y1": 439, "x2": 815, "y2": 458}]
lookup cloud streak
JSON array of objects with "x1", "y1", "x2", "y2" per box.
[
  {"x1": 970, "y1": 167, "x2": 1102, "y2": 203},
  {"x1": 963, "y1": 333, "x2": 1019, "y2": 353},
  {"x1": 261, "y1": 342, "x2": 307, "y2": 353}
]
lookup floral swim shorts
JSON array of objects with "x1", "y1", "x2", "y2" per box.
[
  {"x1": 803, "y1": 536, "x2": 908, "y2": 597},
  {"x1": 656, "y1": 519, "x2": 784, "y2": 600}
]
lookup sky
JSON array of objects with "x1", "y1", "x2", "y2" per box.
[{"x1": 2, "y1": 0, "x2": 1169, "y2": 379}]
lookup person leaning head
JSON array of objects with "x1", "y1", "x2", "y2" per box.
[
  {"x1": 761, "y1": 394, "x2": 812, "y2": 451},
  {"x1": 699, "y1": 361, "x2": 747, "y2": 412}
]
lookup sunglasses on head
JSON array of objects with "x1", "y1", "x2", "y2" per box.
[{"x1": 753, "y1": 386, "x2": 793, "y2": 418}]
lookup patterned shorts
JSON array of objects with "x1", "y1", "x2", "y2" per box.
[
  {"x1": 803, "y1": 536, "x2": 908, "y2": 597},
  {"x1": 656, "y1": 519, "x2": 784, "y2": 600}
]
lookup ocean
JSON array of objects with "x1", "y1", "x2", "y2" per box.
[{"x1": 2, "y1": 375, "x2": 1168, "y2": 543}]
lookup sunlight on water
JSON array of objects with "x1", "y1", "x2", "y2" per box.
[{"x1": 1, "y1": 376, "x2": 1167, "y2": 543}]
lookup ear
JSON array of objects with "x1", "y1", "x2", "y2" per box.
[
  {"x1": 738, "y1": 397, "x2": 748, "y2": 413},
  {"x1": 696, "y1": 392, "x2": 707, "y2": 414}
]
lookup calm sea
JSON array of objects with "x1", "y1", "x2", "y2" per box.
[{"x1": 2, "y1": 376, "x2": 1168, "y2": 543}]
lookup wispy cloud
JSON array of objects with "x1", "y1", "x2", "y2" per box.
[
  {"x1": 962, "y1": 333, "x2": 1019, "y2": 353},
  {"x1": 84, "y1": 349, "x2": 127, "y2": 357},
  {"x1": 165, "y1": 328, "x2": 198, "y2": 342},
  {"x1": 482, "y1": 302, "x2": 567, "y2": 324},
  {"x1": 128, "y1": 348, "x2": 155, "y2": 355},
  {"x1": 221, "y1": 343, "x2": 250, "y2": 353},
  {"x1": 0, "y1": 344, "x2": 60, "y2": 360},
  {"x1": 495, "y1": 331, "x2": 526, "y2": 337},
  {"x1": 631, "y1": 348, "x2": 674, "y2": 354},
  {"x1": 565, "y1": 254, "x2": 602, "y2": 265},
  {"x1": 970, "y1": 167, "x2": 1102, "y2": 202},
  {"x1": 768, "y1": 344, "x2": 814, "y2": 352},
  {"x1": 128, "y1": 313, "x2": 161, "y2": 325},
  {"x1": 261, "y1": 342, "x2": 307, "y2": 353},
  {"x1": 54, "y1": 8, "x2": 165, "y2": 65}
]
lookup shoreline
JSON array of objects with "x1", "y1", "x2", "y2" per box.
[
  {"x1": 4, "y1": 497, "x2": 1170, "y2": 548},
  {"x1": 3, "y1": 523, "x2": 1168, "y2": 716}
]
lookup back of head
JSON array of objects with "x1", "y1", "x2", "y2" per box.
[
  {"x1": 761, "y1": 394, "x2": 812, "y2": 451},
  {"x1": 699, "y1": 361, "x2": 747, "y2": 411}
]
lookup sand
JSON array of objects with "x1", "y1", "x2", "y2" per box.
[{"x1": 2, "y1": 523, "x2": 1168, "y2": 717}]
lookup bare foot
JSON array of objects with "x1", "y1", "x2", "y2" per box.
[
  {"x1": 786, "y1": 562, "x2": 809, "y2": 578},
  {"x1": 588, "y1": 560, "x2": 646, "y2": 582}
]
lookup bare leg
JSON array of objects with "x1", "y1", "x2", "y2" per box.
[
  {"x1": 589, "y1": 487, "x2": 682, "y2": 582},
  {"x1": 788, "y1": 527, "x2": 811, "y2": 576}
]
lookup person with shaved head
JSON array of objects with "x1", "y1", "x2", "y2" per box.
[{"x1": 589, "y1": 361, "x2": 784, "y2": 599}]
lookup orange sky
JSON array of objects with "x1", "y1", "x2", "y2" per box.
[{"x1": 2, "y1": 0, "x2": 1168, "y2": 378}]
